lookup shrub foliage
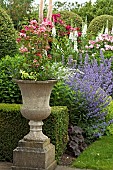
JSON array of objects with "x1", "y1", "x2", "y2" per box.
[
  {"x1": 0, "y1": 104, "x2": 69, "y2": 163},
  {"x1": 0, "y1": 55, "x2": 26, "y2": 103},
  {"x1": 87, "y1": 15, "x2": 113, "y2": 36},
  {"x1": 58, "y1": 11, "x2": 82, "y2": 29},
  {"x1": 0, "y1": 5, "x2": 17, "y2": 58}
]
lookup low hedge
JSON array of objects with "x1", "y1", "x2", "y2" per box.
[{"x1": 0, "y1": 104, "x2": 69, "y2": 163}]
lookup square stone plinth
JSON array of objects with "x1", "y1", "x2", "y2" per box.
[{"x1": 12, "y1": 139, "x2": 57, "y2": 170}]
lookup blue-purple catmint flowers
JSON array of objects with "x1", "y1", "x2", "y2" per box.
[{"x1": 66, "y1": 51, "x2": 113, "y2": 140}]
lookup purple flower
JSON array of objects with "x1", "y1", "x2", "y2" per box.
[{"x1": 66, "y1": 52, "x2": 113, "y2": 140}]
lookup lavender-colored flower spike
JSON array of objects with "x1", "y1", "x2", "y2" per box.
[{"x1": 66, "y1": 52, "x2": 113, "y2": 139}]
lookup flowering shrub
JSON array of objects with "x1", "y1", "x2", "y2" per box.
[
  {"x1": 51, "y1": 13, "x2": 81, "y2": 64},
  {"x1": 17, "y1": 19, "x2": 53, "y2": 55},
  {"x1": 66, "y1": 52, "x2": 113, "y2": 143},
  {"x1": 84, "y1": 33, "x2": 113, "y2": 59},
  {"x1": 16, "y1": 18, "x2": 68, "y2": 81},
  {"x1": 52, "y1": 13, "x2": 82, "y2": 40}
]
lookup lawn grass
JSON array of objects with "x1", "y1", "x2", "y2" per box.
[{"x1": 72, "y1": 135, "x2": 113, "y2": 170}]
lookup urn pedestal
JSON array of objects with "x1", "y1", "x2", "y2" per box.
[{"x1": 12, "y1": 80, "x2": 57, "y2": 170}]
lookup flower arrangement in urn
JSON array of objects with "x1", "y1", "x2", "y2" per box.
[{"x1": 16, "y1": 0, "x2": 66, "y2": 81}]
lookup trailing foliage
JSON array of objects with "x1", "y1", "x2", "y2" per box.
[
  {"x1": 66, "y1": 53, "x2": 113, "y2": 143},
  {"x1": 0, "y1": 104, "x2": 69, "y2": 163},
  {"x1": 0, "y1": 5, "x2": 17, "y2": 58},
  {"x1": 87, "y1": 15, "x2": 113, "y2": 37}
]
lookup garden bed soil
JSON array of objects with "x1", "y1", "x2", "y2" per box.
[{"x1": 59, "y1": 153, "x2": 75, "y2": 166}]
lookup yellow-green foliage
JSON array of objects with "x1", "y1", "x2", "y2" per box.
[
  {"x1": 87, "y1": 15, "x2": 113, "y2": 36},
  {"x1": 0, "y1": 5, "x2": 17, "y2": 58},
  {"x1": 58, "y1": 11, "x2": 82, "y2": 30},
  {"x1": 0, "y1": 104, "x2": 69, "y2": 163},
  {"x1": 106, "y1": 100, "x2": 113, "y2": 135}
]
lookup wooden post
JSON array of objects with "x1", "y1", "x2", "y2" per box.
[
  {"x1": 47, "y1": 0, "x2": 53, "y2": 21},
  {"x1": 39, "y1": 0, "x2": 44, "y2": 23}
]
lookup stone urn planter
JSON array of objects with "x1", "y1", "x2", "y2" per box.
[{"x1": 12, "y1": 79, "x2": 57, "y2": 170}]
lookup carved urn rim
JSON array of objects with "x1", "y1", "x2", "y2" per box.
[{"x1": 13, "y1": 79, "x2": 57, "y2": 84}]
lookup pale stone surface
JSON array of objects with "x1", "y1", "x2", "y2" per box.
[
  {"x1": 12, "y1": 139, "x2": 57, "y2": 170},
  {"x1": 12, "y1": 80, "x2": 57, "y2": 170},
  {"x1": 24, "y1": 120, "x2": 48, "y2": 141},
  {"x1": 0, "y1": 162, "x2": 93, "y2": 170},
  {"x1": 14, "y1": 80, "x2": 57, "y2": 142},
  {"x1": 15, "y1": 80, "x2": 57, "y2": 121}
]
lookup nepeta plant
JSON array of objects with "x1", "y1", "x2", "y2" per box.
[{"x1": 66, "y1": 51, "x2": 113, "y2": 142}]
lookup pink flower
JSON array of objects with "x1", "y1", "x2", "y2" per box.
[
  {"x1": 52, "y1": 13, "x2": 60, "y2": 18},
  {"x1": 96, "y1": 36, "x2": 103, "y2": 42},
  {"x1": 89, "y1": 40, "x2": 96, "y2": 45},
  {"x1": 20, "y1": 32, "x2": 26, "y2": 37},
  {"x1": 29, "y1": 25, "x2": 37, "y2": 30},
  {"x1": 38, "y1": 26, "x2": 46, "y2": 32},
  {"x1": 24, "y1": 26, "x2": 30, "y2": 31},
  {"x1": 89, "y1": 45, "x2": 94, "y2": 49},
  {"x1": 52, "y1": 14, "x2": 61, "y2": 22},
  {"x1": 16, "y1": 38, "x2": 21, "y2": 43},
  {"x1": 78, "y1": 32, "x2": 82, "y2": 37},
  {"x1": 41, "y1": 19, "x2": 53, "y2": 27},
  {"x1": 20, "y1": 29, "x2": 26, "y2": 33},
  {"x1": 110, "y1": 46, "x2": 113, "y2": 50},
  {"x1": 30, "y1": 20, "x2": 38, "y2": 25},
  {"x1": 36, "y1": 53, "x2": 42, "y2": 58},
  {"x1": 96, "y1": 44, "x2": 100, "y2": 49},
  {"x1": 33, "y1": 59, "x2": 37, "y2": 63},
  {"x1": 104, "y1": 44, "x2": 111, "y2": 50},
  {"x1": 58, "y1": 20, "x2": 64, "y2": 25},
  {"x1": 19, "y1": 47, "x2": 28, "y2": 53},
  {"x1": 76, "y1": 27, "x2": 80, "y2": 31},
  {"x1": 65, "y1": 25, "x2": 72, "y2": 31}
]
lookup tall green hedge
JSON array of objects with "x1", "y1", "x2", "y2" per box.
[
  {"x1": 0, "y1": 6, "x2": 18, "y2": 58},
  {"x1": 0, "y1": 104, "x2": 69, "y2": 163},
  {"x1": 58, "y1": 11, "x2": 82, "y2": 29}
]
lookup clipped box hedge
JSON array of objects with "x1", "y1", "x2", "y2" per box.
[{"x1": 0, "y1": 104, "x2": 69, "y2": 163}]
